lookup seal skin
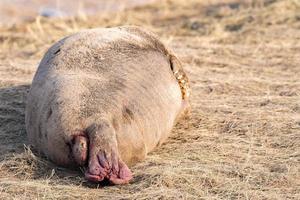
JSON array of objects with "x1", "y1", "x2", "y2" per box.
[{"x1": 25, "y1": 26, "x2": 190, "y2": 185}]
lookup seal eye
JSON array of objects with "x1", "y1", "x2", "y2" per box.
[{"x1": 71, "y1": 135, "x2": 88, "y2": 166}]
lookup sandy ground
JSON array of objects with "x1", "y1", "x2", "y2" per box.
[{"x1": 0, "y1": 0, "x2": 299, "y2": 199}]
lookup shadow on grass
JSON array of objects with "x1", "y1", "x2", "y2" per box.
[
  {"x1": 0, "y1": 84, "x2": 125, "y2": 188},
  {"x1": 0, "y1": 84, "x2": 30, "y2": 156}
]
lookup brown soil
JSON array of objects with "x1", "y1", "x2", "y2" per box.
[{"x1": 0, "y1": 0, "x2": 299, "y2": 199}]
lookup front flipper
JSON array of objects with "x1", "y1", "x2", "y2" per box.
[{"x1": 84, "y1": 122, "x2": 133, "y2": 184}]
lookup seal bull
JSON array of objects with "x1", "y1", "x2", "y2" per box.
[{"x1": 25, "y1": 26, "x2": 190, "y2": 184}]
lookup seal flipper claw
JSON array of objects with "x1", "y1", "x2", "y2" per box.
[
  {"x1": 108, "y1": 159, "x2": 132, "y2": 184},
  {"x1": 85, "y1": 122, "x2": 132, "y2": 185}
]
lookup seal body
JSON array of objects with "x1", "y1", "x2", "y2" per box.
[{"x1": 25, "y1": 26, "x2": 190, "y2": 184}]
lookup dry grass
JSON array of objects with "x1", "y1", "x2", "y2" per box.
[{"x1": 0, "y1": 0, "x2": 300, "y2": 199}]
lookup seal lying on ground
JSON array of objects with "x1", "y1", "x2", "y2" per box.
[{"x1": 25, "y1": 26, "x2": 190, "y2": 184}]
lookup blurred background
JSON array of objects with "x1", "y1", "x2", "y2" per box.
[{"x1": 0, "y1": 0, "x2": 157, "y2": 26}]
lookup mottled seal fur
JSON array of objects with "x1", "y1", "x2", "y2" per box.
[{"x1": 25, "y1": 26, "x2": 190, "y2": 184}]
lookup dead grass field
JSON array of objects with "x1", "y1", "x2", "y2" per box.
[{"x1": 0, "y1": 0, "x2": 300, "y2": 199}]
